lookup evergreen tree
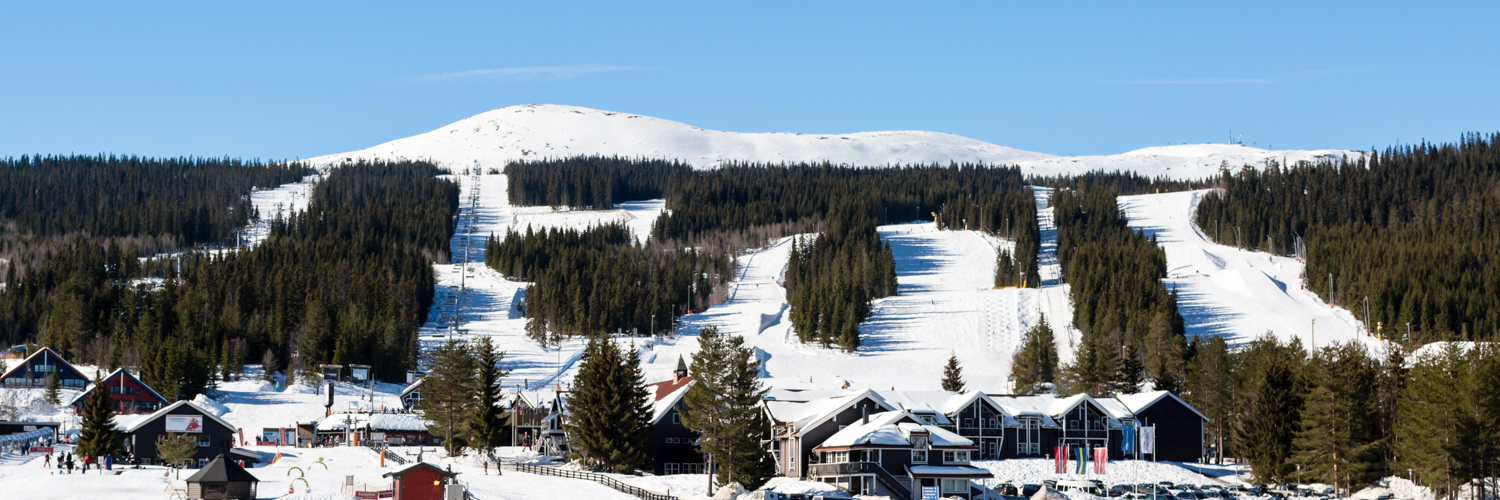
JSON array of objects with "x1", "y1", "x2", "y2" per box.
[
  {"x1": 1145, "y1": 309, "x2": 1185, "y2": 393},
  {"x1": 1185, "y1": 335, "x2": 1236, "y2": 464},
  {"x1": 1114, "y1": 343, "x2": 1145, "y2": 394},
  {"x1": 467, "y1": 337, "x2": 510, "y2": 458},
  {"x1": 1236, "y1": 337, "x2": 1303, "y2": 483},
  {"x1": 1063, "y1": 328, "x2": 1117, "y2": 397},
  {"x1": 1292, "y1": 343, "x2": 1381, "y2": 496},
  {"x1": 420, "y1": 339, "x2": 477, "y2": 457},
  {"x1": 155, "y1": 433, "x2": 198, "y2": 475},
  {"x1": 76, "y1": 372, "x2": 120, "y2": 460},
  {"x1": 1011, "y1": 317, "x2": 1059, "y2": 394},
  {"x1": 566, "y1": 335, "x2": 653, "y2": 473},
  {"x1": 682, "y1": 327, "x2": 775, "y2": 489},
  {"x1": 941, "y1": 353, "x2": 966, "y2": 392},
  {"x1": 261, "y1": 349, "x2": 277, "y2": 383},
  {"x1": 44, "y1": 372, "x2": 60, "y2": 405}
]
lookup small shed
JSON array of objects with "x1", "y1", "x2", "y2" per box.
[
  {"x1": 382, "y1": 462, "x2": 458, "y2": 500},
  {"x1": 184, "y1": 454, "x2": 259, "y2": 499}
]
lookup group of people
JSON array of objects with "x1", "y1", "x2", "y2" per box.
[{"x1": 41, "y1": 451, "x2": 101, "y2": 474}]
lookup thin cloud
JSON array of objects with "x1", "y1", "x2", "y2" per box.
[
  {"x1": 406, "y1": 64, "x2": 643, "y2": 83},
  {"x1": 1104, "y1": 78, "x2": 1274, "y2": 85}
]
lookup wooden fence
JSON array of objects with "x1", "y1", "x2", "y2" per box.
[{"x1": 506, "y1": 463, "x2": 678, "y2": 500}]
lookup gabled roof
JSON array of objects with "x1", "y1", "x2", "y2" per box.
[
  {"x1": 383, "y1": 461, "x2": 459, "y2": 479},
  {"x1": 368, "y1": 413, "x2": 432, "y2": 432},
  {"x1": 0, "y1": 347, "x2": 86, "y2": 381},
  {"x1": 399, "y1": 377, "x2": 424, "y2": 398},
  {"x1": 1115, "y1": 390, "x2": 1209, "y2": 422},
  {"x1": 776, "y1": 389, "x2": 896, "y2": 434},
  {"x1": 815, "y1": 410, "x2": 977, "y2": 450},
  {"x1": 877, "y1": 390, "x2": 1020, "y2": 427},
  {"x1": 117, "y1": 400, "x2": 238, "y2": 434},
  {"x1": 650, "y1": 379, "x2": 694, "y2": 424},
  {"x1": 184, "y1": 455, "x2": 260, "y2": 483},
  {"x1": 65, "y1": 368, "x2": 169, "y2": 407}
]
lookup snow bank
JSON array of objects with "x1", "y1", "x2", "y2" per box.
[
  {"x1": 192, "y1": 394, "x2": 231, "y2": 417},
  {"x1": 973, "y1": 458, "x2": 1235, "y2": 487}
]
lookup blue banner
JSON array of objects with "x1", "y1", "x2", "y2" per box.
[{"x1": 1122, "y1": 424, "x2": 1135, "y2": 454}]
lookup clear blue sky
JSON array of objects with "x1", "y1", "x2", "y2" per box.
[{"x1": 3, "y1": 2, "x2": 1497, "y2": 159}]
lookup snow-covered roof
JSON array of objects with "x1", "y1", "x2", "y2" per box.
[
  {"x1": 1095, "y1": 397, "x2": 1134, "y2": 421},
  {"x1": 117, "y1": 401, "x2": 239, "y2": 434},
  {"x1": 369, "y1": 413, "x2": 432, "y2": 432},
  {"x1": 67, "y1": 369, "x2": 168, "y2": 407},
  {"x1": 817, "y1": 411, "x2": 917, "y2": 448},
  {"x1": 318, "y1": 413, "x2": 371, "y2": 431},
  {"x1": 0, "y1": 347, "x2": 84, "y2": 381},
  {"x1": 650, "y1": 379, "x2": 694, "y2": 424},
  {"x1": 877, "y1": 390, "x2": 1020, "y2": 427},
  {"x1": 399, "y1": 377, "x2": 424, "y2": 398},
  {"x1": 1114, "y1": 391, "x2": 1209, "y2": 422},
  {"x1": 816, "y1": 411, "x2": 976, "y2": 450},
  {"x1": 907, "y1": 465, "x2": 993, "y2": 477},
  {"x1": 772, "y1": 389, "x2": 895, "y2": 433}
]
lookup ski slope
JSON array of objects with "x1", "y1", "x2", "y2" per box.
[
  {"x1": 305, "y1": 104, "x2": 1360, "y2": 180},
  {"x1": 1118, "y1": 190, "x2": 1381, "y2": 349}
]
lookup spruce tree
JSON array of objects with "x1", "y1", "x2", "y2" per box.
[
  {"x1": 1011, "y1": 317, "x2": 1058, "y2": 394},
  {"x1": 155, "y1": 433, "x2": 198, "y2": 474},
  {"x1": 1063, "y1": 328, "x2": 1117, "y2": 397},
  {"x1": 1292, "y1": 343, "x2": 1380, "y2": 496},
  {"x1": 421, "y1": 339, "x2": 477, "y2": 457},
  {"x1": 682, "y1": 327, "x2": 775, "y2": 489},
  {"x1": 1236, "y1": 340, "x2": 1302, "y2": 483},
  {"x1": 261, "y1": 349, "x2": 277, "y2": 383},
  {"x1": 76, "y1": 372, "x2": 120, "y2": 460},
  {"x1": 567, "y1": 335, "x2": 653, "y2": 473},
  {"x1": 1114, "y1": 343, "x2": 1145, "y2": 394},
  {"x1": 1185, "y1": 335, "x2": 1236, "y2": 464},
  {"x1": 941, "y1": 353, "x2": 966, "y2": 392},
  {"x1": 467, "y1": 337, "x2": 510, "y2": 457},
  {"x1": 1395, "y1": 343, "x2": 1468, "y2": 498},
  {"x1": 44, "y1": 372, "x2": 60, "y2": 405}
]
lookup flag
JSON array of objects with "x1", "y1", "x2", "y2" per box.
[
  {"x1": 1055, "y1": 446, "x2": 1065, "y2": 473},
  {"x1": 1122, "y1": 424, "x2": 1135, "y2": 454},
  {"x1": 1141, "y1": 426, "x2": 1156, "y2": 455},
  {"x1": 1094, "y1": 447, "x2": 1107, "y2": 474}
]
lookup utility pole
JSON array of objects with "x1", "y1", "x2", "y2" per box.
[
  {"x1": 1311, "y1": 319, "x2": 1316, "y2": 352},
  {"x1": 1328, "y1": 273, "x2": 1334, "y2": 305},
  {"x1": 1364, "y1": 296, "x2": 1371, "y2": 336}
]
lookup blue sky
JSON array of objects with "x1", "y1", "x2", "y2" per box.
[{"x1": 3, "y1": 2, "x2": 1497, "y2": 159}]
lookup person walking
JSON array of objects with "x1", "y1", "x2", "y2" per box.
[
  {"x1": 65, "y1": 455, "x2": 74, "y2": 474},
  {"x1": 82, "y1": 454, "x2": 91, "y2": 474},
  {"x1": 42, "y1": 452, "x2": 50, "y2": 468}
]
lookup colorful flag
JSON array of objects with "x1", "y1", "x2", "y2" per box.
[
  {"x1": 1055, "y1": 446, "x2": 1066, "y2": 473},
  {"x1": 1122, "y1": 424, "x2": 1135, "y2": 454},
  {"x1": 1094, "y1": 447, "x2": 1108, "y2": 474}
]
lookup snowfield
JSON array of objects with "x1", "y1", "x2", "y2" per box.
[
  {"x1": 1117, "y1": 190, "x2": 1383, "y2": 350},
  {"x1": 304, "y1": 104, "x2": 1361, "y2": 181}
]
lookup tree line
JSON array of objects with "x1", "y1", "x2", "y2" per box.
[
  {"x1": 1195, "y1": 134, "x2": 1500, "y2": 343},
  {"x1": 484, "y1": 223, "x2": 732, "y2": 344},
  {"x1": 1051, "y1": 187, "x2": 1187, "y2": 396},
  {"x1": 785, "y1": 202, "x2": 898, "y2": 351},
  {"x1": 0, "y1": 154, "x2": 310, "y2": 249},
  {"x1": 0, "y1": 160, "x2": 457, "y2": 398}
]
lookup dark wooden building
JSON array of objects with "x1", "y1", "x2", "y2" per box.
[
  {"x1": 184, "y1": 454, "x2": 259, "y2": 499},
  {"x1": 0, "y1": 347, "x2": 88, "y2": 390},
  {"x1": 1115, "y1": 391, "x2": 1208, "y2": 462},
  {"x1": 67, "y1": 368, "x2": 168, "y2": 415},
  {"x1": 117, "y1": 401, "x2": 239, "y2": 468},
  {"x1": 648, "y1": 357, "x2": 700, "y2": 475},
  {"x1": 383, "y1": 461, "x2": 459, "y2": 500}
]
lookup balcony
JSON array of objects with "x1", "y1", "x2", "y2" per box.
[{"x1": 809, "y1": 461, "x2": 881, "y2": 477}]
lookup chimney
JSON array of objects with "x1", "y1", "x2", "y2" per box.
[{"x1": 862, "y1": 405, "x2": 869, "y2": 425}]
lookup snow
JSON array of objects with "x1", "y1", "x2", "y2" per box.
[
  {"x1": 972, "y1": 458, "x2": 1240, "y2": 488},
  {"x1": 305, "y1": 104, "x2": 1361, "y2": 181},
  {"x1": 243, "y1": 172, "x2": 322, "y2": 248},
  {"x1": 1118, "y1": 190, "x2": 1385, "y2": 351}
]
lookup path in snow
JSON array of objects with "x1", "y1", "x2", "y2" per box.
[
  {"x1": 645, "y1": 223, "x2": 1039, "y2": 392},
  {"x1": 241, "y1": 172, "x2": 322, "y2": 248},
  {"x1": 1119, "y1": 190, "x2": 1381, "y2": 349},
  {"x1": 1032, "y1": 186, "x2": 1080, "y2": 365}
]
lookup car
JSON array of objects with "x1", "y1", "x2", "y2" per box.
[
  {"x1": 1020, "y1": 484, "x2": 1042, "y2": 497},
  {"x1": 994, "y1": 483, "x2": 1019, "y2": 496}
]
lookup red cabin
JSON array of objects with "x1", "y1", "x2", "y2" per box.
[
  {"x1": 382, "y1": 462, "x2": 459, "y2": 500},
  {"x1": 68, "y1": 368, "x2": 169, "y2": 415}
]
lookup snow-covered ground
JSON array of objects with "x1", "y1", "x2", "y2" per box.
[
  {"x1": 1118, "y1": 190, "x2": 1383, "y2": 350},
  {"x1": 973, "y1": 458, "x2": 1242, "y2": 488},
  {"x1": 305, "y1": 104, "x2": 1361, "y2": 181},
  {"x1": 242, "y1": 173, "x2": 322, "y2": 247}
]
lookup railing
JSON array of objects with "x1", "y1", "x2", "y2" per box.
[
  {"x1": 807, "y1": 461, "x2": 910, "y2": 499},
  {"x1": 362, "y1": 442, "x2": 409, "y2": 465},
  {"x1": 507, "y1": 463, "x2": 678, "y2": 500}
]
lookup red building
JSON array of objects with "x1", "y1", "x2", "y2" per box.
[
  {"x1": 382, "y1": 462, "x2": 459, "y2": 500},
  {"x1": 67, "y1": 368, "x2": 169, "y2": 415}
]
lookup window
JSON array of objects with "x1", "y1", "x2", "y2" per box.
[
  {"x1": 666, "y1": 437, "x2": 677, "y2": 444},
  {"x1": 198, "y1": 437, "x2": 211, "y2": 447},
  {"x1": 672, "y1": 413, "x2": 680, "y2": 425},
  {"x1": 1019, "y1": 418, "x2": 1040, "y2": 455},
  {"x1": 989, "y1": 418, "x2": 998, "y2": 429},
  {"x1": 912, "y1": 449, "x2": 927, "y2": 463},
  {"x1": 943, "y1": 479, "x2": 968, "y2": 492},
  {"x1": 942, "y1": 450, "x2": 969, "y2": 464},
  {"x1": 665, "y1": 463, "x2": 680, "y2": 474}
]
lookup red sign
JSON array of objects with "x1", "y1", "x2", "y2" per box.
[
  {"x1": 30, "y1": 446, "x2": 53, "y2": 453},
  {"x1": 354, "y1": 491, "x2": 394, "y2": 499}
]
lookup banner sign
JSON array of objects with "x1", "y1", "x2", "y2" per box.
[
  {"x1": 1093, "y1": 447, "x2": 1108, "y2": 474},
  {"x1": 1122, "y1": 424, "x2": 1135, "y2": 454},
  {"x1": 165, "y1": 416, "x2": 204, "y2": 433},
  {"x1": 1141, "y1": 426, "x2": 1156, "y2": 455},
  {"x1": 1055, "y1": 446, "x2": 1066, "y2": 473}
]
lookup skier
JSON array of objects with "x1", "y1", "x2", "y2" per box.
[
  {"x1": 82, "y1": 454, "x2": 91, "y2": 474},
  {"x1": 65, "y1": 454, "x2": 74, "y2": 474},
  {"x1": 42, "y1": 452, "x2": 50, "y2": 468}
]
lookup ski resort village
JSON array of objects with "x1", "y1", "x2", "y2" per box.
[
  {"x1": 2, "y1": 103, "x2": 1494, "y2": 500},
  {"x1": 4, "y1": 6, "x2": 1499, "y2": 499}
]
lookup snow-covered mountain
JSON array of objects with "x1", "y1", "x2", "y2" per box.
[{"x1": 307, "y1": 104, "x2": 1358, "y2": 179}]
